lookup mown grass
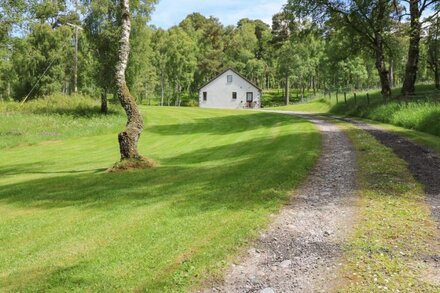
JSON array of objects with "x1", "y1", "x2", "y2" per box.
[
  {"x1": 0, "y1": 100, "x2": 321, "y2": 292},
  {"x1": 334, "y1": 120, "x2": 440, "y2": 292}
]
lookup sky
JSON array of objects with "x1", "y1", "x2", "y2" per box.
[{"x1": 149, "y1": 0, "x2": 287, "y2": 29}]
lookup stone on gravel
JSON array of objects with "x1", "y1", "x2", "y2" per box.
[
  {"x1": 260, "y1": 288, "x2": 275, "y2": 293},
  {"x1": 279, "y1": 259, "x2": 291, "y2": 268}
]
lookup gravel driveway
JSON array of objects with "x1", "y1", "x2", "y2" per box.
[{"x1": 201, "y1": 112, "x2": 357, "y2": 293}]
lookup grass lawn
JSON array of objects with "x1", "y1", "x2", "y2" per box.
[
  {"x1": 0, "y1": 104, "x2": 320, "y2": 292},
  {"x1": 269, "y1": 98, "x2": 332, "y2": 113}
]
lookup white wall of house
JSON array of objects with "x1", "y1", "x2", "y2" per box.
[{"x1": 199, "y1": 69, "x2": 261, "y2": 109}]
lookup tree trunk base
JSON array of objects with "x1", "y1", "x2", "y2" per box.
[
  {"x1": 108, "y1": 157, "x2": 157, "y2": 173},
  {"x1": 101, "y1": 92, "x2": 108, "y2": 114},
  {"x1": 118, "y1": 130, "x2": 142, "y2": 160}
]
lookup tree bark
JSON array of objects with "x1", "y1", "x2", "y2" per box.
[
  {"x1": 374, "y1": 34, "x2": 392, "y2": 98},
  {"x1": 160, "y1": 74, "x2": 164, "y2": 106},
  {"x1": 428, "y1": 17, "x2": 440, "y2": 90},
  {"x1": 101, "y1": 88, "x2": 108, "y2": 114},
  {"x1": 116, "y1": 0, "x2": 144, "y2": 160},
  {"x1": 435, "y1": 69, "x2": 440, "y2": 90},
  {"x1": 401, "y1": 0, "x2": 422, "y2": 97},
  {"x1": 285, "y1": 76, "x2": 289, "y2": 105},
  {"x1": 389, "y1": 60, "x2": 394, "y2": 88},
  {"x1": 435, "y1": 68, "x2": 440, "y2": 90}
]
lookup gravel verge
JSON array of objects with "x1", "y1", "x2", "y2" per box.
[{"x1": 344, "y1": 118, "x2": 440, "y2": 227}]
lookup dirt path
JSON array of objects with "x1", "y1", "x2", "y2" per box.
[
  {"x1": 343, "y1": 118, "x2": 440, "y2": 227},
  {"x1": 202, "y1": 113, "x2": 357, "y2": 293}
]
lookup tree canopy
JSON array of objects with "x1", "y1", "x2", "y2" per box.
[{"x1": 0, "y1": 0, "x2": 439, "y2": 104}]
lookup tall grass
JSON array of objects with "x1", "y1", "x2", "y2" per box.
[
  {"x1": 0, "y1": 94, "x2": 125, "y2": 149},
  {"x1": 329, "y1": 85, "x2": 440, "y2": 136},
  {"x1": 331, "y1": 100, "x2": 440, "y2": 136}
]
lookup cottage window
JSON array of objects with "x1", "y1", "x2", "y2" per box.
[
  {"x1": 227, "y1": 75, "x2": 233, "y2": 83},
  {"x1": 232, "y1": 92, "x2": 237, "y2": 99},
  {"x1": 203, "y1": 92, "x2": 207, "y2": 101},
  {"x1": 246, "y1": 92, "x2": 253, "y2": 102}
]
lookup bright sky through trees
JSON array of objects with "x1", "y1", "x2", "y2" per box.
[{"x1": 149, "y1": 0, "x2": 286, "y2": 28}]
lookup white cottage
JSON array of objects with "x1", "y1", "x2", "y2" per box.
[{"x1": 199, "y1": 68, "x2": 262, "y2": 109}]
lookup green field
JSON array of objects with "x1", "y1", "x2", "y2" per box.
[{"x1": 0, "y1": 102, "x2": 320, "y2": 292}]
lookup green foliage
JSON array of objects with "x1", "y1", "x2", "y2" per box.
[
  {"x1": 10, "y1": 23, "x2": 74, "y2": 100},
  {"x1": 1, "y1": 2, "x2": 439, "y2": 105},
  {"x1": 0, "y1": 105, "x2": 321, "y2": 291}
]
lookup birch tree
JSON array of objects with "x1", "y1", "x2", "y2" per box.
[{"x1": 115, "y1": 0, "x2": 145, "y2": 163}]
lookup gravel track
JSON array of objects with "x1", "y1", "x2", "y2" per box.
[
  {"x1": 344, "y1": 118, "x2": 440, "y2": 227},
  {"x1": 201, "y1": 112, "x2": 357, "y2": 293}
]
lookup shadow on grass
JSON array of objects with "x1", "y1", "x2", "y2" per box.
[
  {"x1": 148, "y1": 112, "x2": 305, "y2": 135},
  {"x1": 0, "y1": 133, "x2": 319, "y2": 213},
  {"x1": 0, "y1": 162, "x2": 107, "y2": 175}
]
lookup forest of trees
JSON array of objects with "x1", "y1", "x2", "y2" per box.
[{"x1": 0, "y1": 0, "x2": 439, "y2": 108}]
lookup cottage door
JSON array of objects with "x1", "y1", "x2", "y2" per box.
[{"x1": 246, "y1": 92, "x2": 253, "y2": 108}]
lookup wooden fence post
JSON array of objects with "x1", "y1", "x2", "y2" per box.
[
  {"x1": 354, "y1": 92, "x2": 357, "y2": 105},
  {"x1": 336, "y1": 91, "x2": 339, "y2": 104},
  {"x1": 344, "y1": 92, "x2": 347, "y2": 104}
]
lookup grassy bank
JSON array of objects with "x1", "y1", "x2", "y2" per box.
[
  {"x1": 331, "y1": 99, "x2": 440, "y2": 137},
  {"x1": 324, "y1": 84, "x2": 440, "y2": 137},
  {"x1": 353, "y1": 118, "x2": 440, "y2": 154},
  {"x1": 269, "y1": 85, "x2": 440, "y2": 151},
  {"x1": 334, "y1": 120, "x2": 440, "y2": 291},
  {"x1": 0, "y1": 102, "x2": 320, "y2": 291}
]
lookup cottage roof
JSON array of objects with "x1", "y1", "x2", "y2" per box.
[{"x1": 199, "y1": 68, "x2": 262, "y2": 92}]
